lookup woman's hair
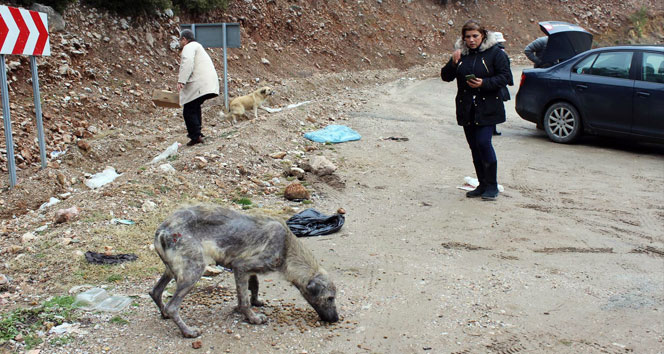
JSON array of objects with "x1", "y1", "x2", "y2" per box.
[
  {"x1": 180, "y1": 29, "x2": 196, "y2": 42},
  {"x1": 461, "y1": 19, "x2": 487, "y2": 39}
]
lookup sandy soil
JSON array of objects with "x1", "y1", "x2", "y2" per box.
[{"x1": 24, "y1": 65, "x2": 663, "y2": 354}]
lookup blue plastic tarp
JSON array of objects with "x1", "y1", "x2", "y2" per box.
[{"x1": 304, "y1": 125, "x2": 361, "y2": 143}]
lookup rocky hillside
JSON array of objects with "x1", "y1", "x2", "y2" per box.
[{"x1": 0, "y1": 0, "x2": 662, "y2": 216}]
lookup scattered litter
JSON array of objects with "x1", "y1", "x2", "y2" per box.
[
  {"x1": 73, "y1": 287, "x2": 132, "y2": 312},
  {"x1": 286, "y1": 208, "x2": 345, "y2": 237},
  {"x1": 39, "y1": 197, "x2": 61, "y2": 210},
  {"x1": 150, "y1": 142, "x2": 180, "y2": 164},
  {"x1": 457, "y1": 176, "x2": 504, "y2": 192},
  {"x1": 84, "y1": 166, "x2": 121, "y2": 189},
  {"x1": 111, "y1": 218, "x2": 135, "y2": 225},
  {"x1": 85, "y1": 251, "x2": 138, "y2": 265},
  {"x1": 382, "y1": 136, "x2": 409, "y2": 142},
  {"x1": 49, "y1": 323, "x2": 77, "y2": 335},
  {"x1": 50, "y1": 150, "x2": 67, "y2": 159},
  {"x1": 35, "y1": 225, "x2": 48, "y2": 232},
  {"x1": 262, "y1": 100, "x2": 311, "y2": 113},
  {"x1": 304, "y1": 125, "x2": 361, "y2": 143}
]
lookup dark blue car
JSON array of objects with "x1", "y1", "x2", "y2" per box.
[{"x1": 516, "y1": 45, "x2": 664, "y2": 144}]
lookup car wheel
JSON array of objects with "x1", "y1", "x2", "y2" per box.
[{"x1": 543, "y1": 102, "x2": 582, "y2": 143}]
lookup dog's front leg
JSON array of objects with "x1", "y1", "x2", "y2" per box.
[
  {"x1": 253, "y1": 105, "x2": 259, "y2": 120},
  {"x1": 234, "y1": 271, "x2": 267, "y2": 324},
  {"x1": 249, "y1": 274, "x2": 265, "y2": 307}
]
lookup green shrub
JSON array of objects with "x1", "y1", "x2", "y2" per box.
[
  {"x1": 172, "y1": 0, "x2": 229, "y2": 14},
  {"x1": 9, "y1": 0, "x2": 76, "y2": 13},
  {"x1": 81, "y1": 0, "x2": 172, "y2": 16},
  {"x1": 630, "y1": 6, "x2": 649, "y2": 38}
]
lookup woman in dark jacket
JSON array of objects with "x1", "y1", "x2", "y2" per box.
[{"x1": 441, "y1": 20, "x2": 511, "y2": 200}]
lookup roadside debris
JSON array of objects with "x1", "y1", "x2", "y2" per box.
[
  {"x1": 150, "y1": 142, "x2": 180, "y2": 164},
  {"x1": 284, "y1": 182, "x2": 310, "y2": 201},
  {"x1": 457, "y1": 176, "x2": 505, "y2": 192},
  {"x1": 286, "y1": 208, "x2": 345, "y2": 237},
  {"x1": 84, "y1": 166, "x2": 121, "y2": 189},
  {"x1": 72, "y1": 287, "x2": 132, "y2": 312},
  {"x1": 84, "y1": 251, "x2": 138, "y2": 265},
  {"x1": 382, "y1": 136, "x2": 409, "y2": 142},
  {"x1": 304, "y1": 124, "x2": 361, "y2": 143},
  {"x1": 39, "y1": 197, "x2": 61, "y2": 210},
  {"x1": 110, "y1": 218, "x2": 135, "y2": 225}
]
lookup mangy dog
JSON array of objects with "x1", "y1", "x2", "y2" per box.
[
  {"x1": 149, "y1": 205, "x2": 339, "y2": 338},
  {"x1": 224, "y1": 86, "x2": 274, "y2": 124}
]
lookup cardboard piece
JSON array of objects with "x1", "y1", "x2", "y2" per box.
[{"x1": 152, "y1": 90, "x2": 180, "y2": 108}]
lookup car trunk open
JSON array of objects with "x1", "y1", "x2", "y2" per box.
[{"x1": 539, "y1": 21, "x2": 593, "y2": 67}]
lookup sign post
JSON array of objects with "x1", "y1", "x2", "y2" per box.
[
  {"x1": 180, "y1": 23, "x2": 240, "y2": 111},
  {"x1": 0, "y1": 5, "x2": 50, "y2": 188}
]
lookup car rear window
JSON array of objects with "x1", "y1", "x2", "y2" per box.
[
  {"x1": 642, "y1": 52, "x2": 664, "y2": 83},
  {"x1": 589, "y1": 52, "x2": 633, "y2": 79}
]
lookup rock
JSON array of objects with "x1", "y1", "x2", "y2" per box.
[
  {"x1": 77, "y1": 140, "x2": 91, "y2": 151},
  {"x1": 31, "y1": 4, "x2": 66, "y2": 32},
  {"x1": 284, "y1": 182, "x2": 310, "y2": 200},
  {"x1": 21, "y1": 232, "x2": 37, "y2": 243},
  {"x1": 164, "y1": 9, "x2": 174, "y2": 17},
  {"x1": 142, "y1": 200, "x2": 157, "y2": 212},
  {"x1": 0, "y1": 273, "x2": 9, "y2": 286},
  {"x1": 261, "y1": 58, "x2": 271, "y2": 65},
  {"x1": 203, "y1": 266, "x2": 222, "y2": 276},
  {"x1": 192, "y1": 341, "x2": 202, "y2": 349},
  {"x1": 337, "y1": 208, "x2": 346, "y2": 214},
  {"x1": 54, "y1": 206, "x2": 80, "y2": 224},
  {"x1": 146, "y1": 32, "x2": 155, "y2": 47},
  {"x1": 290, "y1": 167, "x2": 306, "y2": 179},
  {"x1": 309, "y1": 156, "x2": 337, "y2": 176},
  {"x1": 270, "y1": 151, "x2": 287, "y2": 159}
]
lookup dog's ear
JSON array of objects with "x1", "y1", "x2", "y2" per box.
[{"x1": 306, "y1": 278, "x2": 324, "y2": 297}]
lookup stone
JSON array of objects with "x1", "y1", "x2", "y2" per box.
[
  {"x1": 284, "y1": 182, "x2": 310, "y2": 200},
  {"x1": 77, "y1": 140, "x2": 91, "y2": 152},
  {"x1": 270, "y1": 151, "x2": 287, "y2": 159},
  {"x1": 309, "y1": 156, "x2": 337, "y2": 176},
  {"x1": 54, "y1": 206, "x2": 80, "y2": 224},
  {"x1": 31, "y1": 4, "x2": 66, "y2": 32},
  {"x1": 21, "y1": 232, "x2": 37, "y2": 243}
]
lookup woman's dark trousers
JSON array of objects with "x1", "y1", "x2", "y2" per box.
[{"x1": 463, "y1": 124, "x2": 499, "y2": 200}]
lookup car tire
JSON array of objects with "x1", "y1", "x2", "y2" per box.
[{"x1": 543, "y1": 102, "x2": 582, "y2": 143}]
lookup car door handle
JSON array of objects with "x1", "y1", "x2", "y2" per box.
[
  {"x1": 636, "y1": 91, "x2": 650, "y2": 97},
  {"x1": 575, "y1": 84, "x2": 588, "y2": 90}
]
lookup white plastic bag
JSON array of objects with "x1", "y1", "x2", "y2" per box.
[
  {"x1": 150, "y1": 142, "x2": 180, "y2": 164},
  {"x1": 85, "y1": 167, "x2": 121, "y2": 189}
]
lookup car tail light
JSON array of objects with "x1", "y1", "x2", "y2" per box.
[{"x1": 519, "y1": 73, "x2": 525, "y2": 88}]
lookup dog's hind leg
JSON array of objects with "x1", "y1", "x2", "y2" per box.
[
  {"x1": 249, "y1": 274, "x2": 265, "y2": 307},
  {"x1": 234, "y1": 270, "x2": 267, "y2": 324},
  {"x1": 164, "y1": 262, "x2": 206, "y2": 338},
  {"x1": 149, "y1": 272, "x2": 173, "y2": 319}
]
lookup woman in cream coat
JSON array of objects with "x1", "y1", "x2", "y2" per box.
[{"x1": 177, "y1": 29, "x2": 219, "y2": 146}]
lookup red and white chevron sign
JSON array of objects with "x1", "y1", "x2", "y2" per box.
[{"x1": 0, "y1": 5, "x2": 50, "y2": 56}]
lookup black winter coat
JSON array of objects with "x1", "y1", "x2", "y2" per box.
[{"x1": 441, "y1": 32, "x2": 511, "y2": 126}]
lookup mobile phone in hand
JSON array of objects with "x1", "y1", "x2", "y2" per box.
[{"x1": 465, "y1": 74, "x2": 476, "y2": 81}]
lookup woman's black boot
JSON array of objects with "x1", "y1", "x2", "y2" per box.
[
  {"x1": 481, "y1": 162, "x2": 499, "y2": 200},
  {"x1": 466, "y1": 160, "x2": 485, "y2": 198}
]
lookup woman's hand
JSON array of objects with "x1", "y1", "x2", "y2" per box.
[
  {"x1": 177, "y1": 82, "x2": 184, "y2": 92},
  {"x1": 467, "y1": 78, "x2": 482, "y2": 88},
  {"x1": 452, "y1": 49, "x2": 461, "y2": 64}
]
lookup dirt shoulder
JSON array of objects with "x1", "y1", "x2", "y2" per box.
[{"x1": 2, "y1": 64, "x2": 662, "y2": 353}]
